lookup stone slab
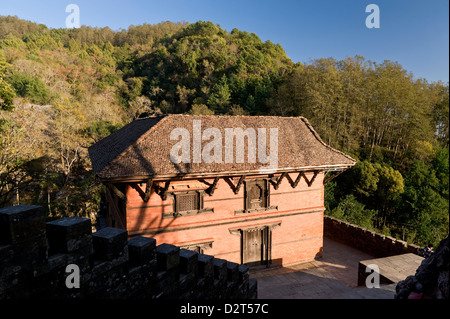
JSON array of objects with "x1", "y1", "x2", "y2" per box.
[{"x1": 358, "y1": 253, "x2": 424, "y2": 286}]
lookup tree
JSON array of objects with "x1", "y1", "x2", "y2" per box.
[
  {"x1": 7, "y1": 71, "x2": 51, "y2": 105},
  {"x1": 187, "y1": 103, "x2": 214, "y2": 115},
  {"x1": 431, "y1": 147, "x2": 449, "y2": 198},
  {"x1": 0, "y1": 102, "x2": 48, "y2": 207},
  {"x1": 207, "y1": 75, "x2": 231, "y2": 113},
  {"x1": 50, "y1": 99, "x2": 85, "y2": 183},
  {"x1": 374, "y1": 164, "x2": 404, "y2": 227},
  {"x1": 433, "y1": 83, "x2": 449, "y2": 146},
  {"x1": 0, "y1": 117, "x2": 27, "y2": 206},
  {"x1": 328, "y1": 194, "x2": 376, "y2": 230},
  {"x1": 0, "y1": 54, "x2": 15, "y2": 110},
  {"x1": 335, "y1": 160, "x2": 404, "y2": 228},
  {"x1": 399, "y1": 159, "x2": 449, "y2": 246}
]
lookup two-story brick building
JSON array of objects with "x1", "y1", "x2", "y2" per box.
[{"x1": 88, "y1": 114, "x2": 355, "y2": 267}]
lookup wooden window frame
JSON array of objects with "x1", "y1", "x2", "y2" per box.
[
  {"x1": 175, "y1": 190, "x2": 202, "y2": 213},
  {"x1": 179, "y1": 240, "x2": 213, "y2": 254},
  {"x1": 235, "y1": 178, "x2": 278, "y2": 215},
  {"x1": 163, "y1": 190, "x2": 213, "y2": 218}
]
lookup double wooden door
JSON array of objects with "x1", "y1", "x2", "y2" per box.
[{"x1": 242, "y1": 227, "x2": 271, "y2": 267}]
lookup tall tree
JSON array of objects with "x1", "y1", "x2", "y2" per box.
[{"x1": 0, "y1": 53, "x2": 15, "y2": 111}]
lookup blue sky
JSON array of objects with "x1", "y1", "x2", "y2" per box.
[{"x1": 1, "y1": 0, "x2": 448, "y2": 83}]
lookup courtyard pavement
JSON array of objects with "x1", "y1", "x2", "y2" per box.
[{"x1": 251, "y1": 237, "x2": 399, "y2": 299}]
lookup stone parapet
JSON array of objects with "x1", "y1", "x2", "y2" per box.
[
  {"x1": 0, "y1": 205, "x2": 256, "y2": 299},
  {"x1": 324, "y1": 215, "x2": 420, "y2": 258}
]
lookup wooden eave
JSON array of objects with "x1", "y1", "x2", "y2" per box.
[{"x1": 96, "y1": 163, "x2": 355, "y2": 184}]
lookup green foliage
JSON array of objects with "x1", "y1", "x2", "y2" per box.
[
  {"x1": 7, "y1": 71, "x2": 50, "y2": 104},
  {"x1": 84, "y1": 120, "x2": 123, "y2": 141},
  {"x1": 271, "y1": 56, "x2": 447, "y2": 165},
  {"x1": 208, "y1": 75, "x2": 231, "y2": 113},
  {"x1": 431, "y1": 147, "x2": 449, "y2": 198},
  {"x1": 187, "y1": 103, "x2": 214, "y2": 115},
  {"x1": 0, "y1": 59, "x2": 15, "y2": 111},
  {"x1": 328, "y1": 194, "x2": 376, "y2": 230},
  {"x1": 337, "y1": 161, "x2": 404, "y2": 204},
  {"x1": 131, "y1": 20, "x2": 293, "y2": 114},
  {"x1": 397, "y1": 154, "x2": 449, "y2": 246},
  {"x1": 433, "y1": 85, "x2": 449, "y2": 147}
]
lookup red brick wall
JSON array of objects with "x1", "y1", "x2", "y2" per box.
[{"x1": 123, "y1": 172, "x2": 325, "y2": 266}]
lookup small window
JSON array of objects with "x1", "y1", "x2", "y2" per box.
[
  {"x1": 167, "y1": 190, "x2": 214, "y2": 218},
  {"x1": 235, "y1": 179, "x2": 277, "y2": 215},
  {"x1": 245, "y1": 179, "x2": 269, "y2": 210},
  {"x1": 175, "y1": 192, "x2": 201, "y2": 212}
]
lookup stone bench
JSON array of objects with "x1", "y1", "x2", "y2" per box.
[{"x1": 358, "y1": 253, "x2": 424, "y2": 286}]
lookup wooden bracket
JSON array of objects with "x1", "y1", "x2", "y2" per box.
[
  {"x1": 286, "y1": 172, "x2": 302, "y2": 188},
  {"x1": 270, "y1": 172, "x2": 287, "y2": 190},
  {"x1": 303, "y1": 170, "x2": 319, "y2": 187},
  {"x1": 106, "y1": 183, "x2": 127, "y2": 204},
  {"x1": 156, "y1": 181, "x2": 170, "y2": 200},
  {"x1": 283, "y1": 170, "x2": 320, "y2": 188},
  {"x1": 129, "y1": 178, "x2": 154, "y2": 202},
  {"x1": 143, "y1": 178, "x2": 153, "y2": 202},
  {"x1": 223, "y1": 175, "x2": 245, "y2": 194},
  {"x1": 323, "y1": 170, "x2": 344, "y2": 185},
  {"x1": 205, "y1": 177, "x2": 220, "y2": 196}
]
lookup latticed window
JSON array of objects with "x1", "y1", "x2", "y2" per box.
[{"x1": 174, "y1": 191, "x2": 202, "y2": 213}]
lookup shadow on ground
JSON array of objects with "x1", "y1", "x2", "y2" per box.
[{"x1": 251, "y1": 237, "x2": 397, "y2": 299}]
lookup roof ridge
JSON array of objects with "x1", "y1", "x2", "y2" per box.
[
  {"x1": 298, "y1": 117, "x2": 356, "y2": 164},
  {"x1": 165, "y1": 113, "x2": 307, "y2": 120},
  {"x1": 98, "y1": 114, "x2": 169, "y2": 177}
]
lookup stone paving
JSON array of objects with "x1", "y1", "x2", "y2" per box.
[{"x1": 251, "y1": 237, "x2": 400, "y2": 299}]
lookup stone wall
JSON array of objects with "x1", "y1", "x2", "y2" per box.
[
  {"x1": 395, "y1": 236, "x2": 449, "y2": 299},
  {"x1": 324, "y1": 215, "x2": 421, "y2": 258},
  {"x1": 0, "y1": 205, "x2": 257, "y2": 299}
]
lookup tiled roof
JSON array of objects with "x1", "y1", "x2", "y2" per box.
[{"x1": 88, "y1": 114, "x2": 356, "y2": 181}]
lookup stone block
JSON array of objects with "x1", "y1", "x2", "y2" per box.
[
  {"x1": 196, "y1": 254, "x2": 214, "y2": 294},
  {"x1": 0, "y1": 205, "x2": 45, "y2": 245},
  {"x1": 248, "y1": 278, "x2": 258, "y2": 299},
  {"x1": 0, "y1": 205, "x2": 47, "y2": 268},
  {"x1": 179, "y1": 249, "x2": 198, "y2": 275},
  {"x1": 128, "y1": 236, "x2": 156, "y2": 267},
  {"x1": 197, "y1": 254, "x2": 214, "y2": 278},
  {"x1": 156, "y1": 243, "x2": 180, "y2": 271},
  {"x1": 238, "y1": 264, "x2": 249, "y2": 284},
  {"x1": 226, "y1": 261, "x2": 239, "y2": 283},
  {"x1": 46, "y1": 217, "x2": 92, "y2": 255},
  {"x1": 92, "y1": 227, "x2": 128, "y2": 261},
  {"x1": 213, "y1": 258, "x2": 227, "y2": 281}
]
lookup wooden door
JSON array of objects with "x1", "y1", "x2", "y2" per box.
[{"x1": 242, "y1": 227, "x2": 270, "y2": 266}]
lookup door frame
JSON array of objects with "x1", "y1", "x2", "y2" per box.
[
  {"x1": 229, "y1": 222, "x2": 281, "y2": 267},
  {"x1": 241, "y1": 227, "x2": 270, "y2": 266}
]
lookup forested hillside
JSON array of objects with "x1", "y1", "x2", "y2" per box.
[{"x1": 0, "y1": 16, "x2": 448, "y2": 247}]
